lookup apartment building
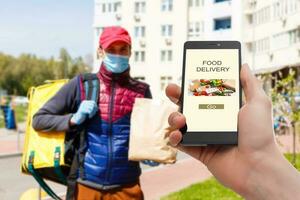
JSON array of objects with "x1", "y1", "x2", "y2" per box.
[
  {"x1": 243, "y1": 0, "x2": 300, "y2": 71},
  {"x1": 242, "y1": 0, "x2": 300, "y2": 91},
  {"x1": 93, "y1": 0, "x2": 300, "y2": 97}
]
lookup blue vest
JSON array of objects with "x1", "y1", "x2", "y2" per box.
[{"x1": 79, "y1": 66, "x2": 148, "y2": 187}]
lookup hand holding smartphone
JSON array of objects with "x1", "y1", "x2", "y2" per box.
[{"x1": 180, "y1": 41, "x2": 242, "y2": 145}]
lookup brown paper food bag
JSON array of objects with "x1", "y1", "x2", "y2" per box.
[{"x1": 129, "y1": 98, "x2": 178, "y2": 164}]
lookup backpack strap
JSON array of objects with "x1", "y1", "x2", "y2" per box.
[
  {"x1": 78, "y1": 73, "x2": 99, "y2": 178},
  {"x1": 82, "y1": 73, "x2": 100, "y2": 102},
  {"x1": 66, "y1": 73, "x2": 100, "y2": 200},
  {"x1": 53, "y1": 146, "x2": 67, "y2": 185},
  {"x1": 28, "y1": 151, "x2": 63, "y2": 200}
]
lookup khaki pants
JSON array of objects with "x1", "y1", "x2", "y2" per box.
[{"x1": 75, "y1": 182, "x2": 144, "y2": 200}]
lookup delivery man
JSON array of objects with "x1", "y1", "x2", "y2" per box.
[{"x1": 33, "y1": 26, "x2": 152, "y2": 200}]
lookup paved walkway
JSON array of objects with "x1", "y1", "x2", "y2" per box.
[
  {"x1": 0, "y1": 123, "x2": 25, "y2": 157},
  {"x1": 141, "y1": 158, "x2": 211, "y2": 200},
  {"x1": 1, "y1": 124, "x2": 299, "y2": 199}
]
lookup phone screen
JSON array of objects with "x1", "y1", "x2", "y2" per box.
[{"x1": 183, "y1": 48, "x2": 240, "y2": 132}]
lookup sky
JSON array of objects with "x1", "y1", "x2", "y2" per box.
[{"x1": 0, "y1": 0, "x2": 94, "y2": 59}]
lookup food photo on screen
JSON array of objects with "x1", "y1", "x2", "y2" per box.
[{"x1": 188, "y1": 79, "x2": 236, "y2": 96}]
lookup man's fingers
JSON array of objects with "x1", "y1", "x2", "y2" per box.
[
  {"x1": 169, "y1": 130, "x2": 209, "y2": 163},
  {"x1": 165, "y1": 83, "x2": 182, "y2": 105},
  {"x1": 168, "y1": 131, "x2": 191, "y2": 158},
  {"x1": 169, "y1": 130, "x2": 182, "y2": 146},
  {"x1": 168, "y1": 112, "x2": 186, "y2": 129}
]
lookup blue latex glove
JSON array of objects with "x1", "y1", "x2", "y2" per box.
[
  {"x1": 141, "y1": 160, "x2": 160, "y2": 167},
  {"x1": 70, "y1": 100, "x2": 98, "y2": 125}
]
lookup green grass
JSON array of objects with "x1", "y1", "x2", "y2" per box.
[
  {"x1": 161, "y1": 154, "x2": 300, "y2": 200},
  {"x1": 285, "y1": 153, "x2": 300, "y2": 170},
  {"x1": 161, "y1": 178, "x2": 242, "y2": 200},
  {"x1": 0, "y1": 105, "x2": 28, "y2": 128}
]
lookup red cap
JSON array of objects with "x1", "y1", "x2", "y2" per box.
[{"x1": 99, "y1": 26, "x2": 131, "y2": 49}]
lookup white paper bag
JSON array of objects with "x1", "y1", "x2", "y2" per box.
[{"x1": 129, "y1": 98, "x2": 178, "y2": 164}]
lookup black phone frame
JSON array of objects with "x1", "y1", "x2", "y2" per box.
[{"x1": 180, "y1": 41, "x2": 242, "y2": 146}]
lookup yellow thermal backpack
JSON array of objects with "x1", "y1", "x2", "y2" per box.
[{"x1": 21, "y1": 74, "x2": 100, "y2": 200}]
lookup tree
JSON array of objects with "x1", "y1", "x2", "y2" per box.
[
  {"x1": 58, "y1": 48, "x2": 72, "y2": 78},
  {"x1": 69, "y1": 56, "x2": 90, "y2": 78},
  {"x1": 0, "y1": 50, "x2": 92, "y2": 96},
  {"x1": 271, "y1": 68, "x2": 300, "y2": 165}
]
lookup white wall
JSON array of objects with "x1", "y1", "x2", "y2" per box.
[{"x1": 93, "y1": 0, "x2": 300, "y2": 97}]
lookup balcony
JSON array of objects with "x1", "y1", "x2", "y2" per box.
[
  {"x1": 211, "y1": 1, "x2": 232, "y2": 19},
  {"x1": 208, "y1": 29, "x2": 232, "y2": 40}
]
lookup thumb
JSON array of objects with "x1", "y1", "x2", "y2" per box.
[{"x1": 240, "y1": 63, "x2": 265, "y2": 103}]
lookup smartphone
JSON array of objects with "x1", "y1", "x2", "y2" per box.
[{"x1": 180, "y1": 41, "x2": 242, "y2": 145}]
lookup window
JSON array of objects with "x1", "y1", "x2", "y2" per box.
[
  {"x1": 161, "y1": 0, "x2": 173, "y2": 11},
  {"x1": 108, "y1": 3, "x2": 112, "y2": 12},
  {"x1": 102, "y1": 2, "x2": 121, "y2": 13},
  {"x1": 255, "y1": 38, "x2": 270, "y2": 53},
  {"x1": 188, "y1": 21, "x2": 203, "y2": 38},
  {"x1": 189, "y1": 0, "x2": 201, "y2": 7},
  {"x1": 160, "y1": 76, "x2": 173, "y2": 90},
  {"x1": 214, "y1": 17, "x2": 231, "y2": 30},
  {"x1": 168, "y1": 50, "x2": 172, "y2": 61},
  {"x1": 134, "y1": 26, "x2": 146, "y2": 38},
  {"x1": 161, "y1": 51, "x2": 166, "y2": 61},
  {"x1": 291, "y1": 0, "x2": 300, "y2": 13},
  {"x1": 273, "y1": 31, "x2": 289, "y2": 50},
  {"x1": 102, "y1": 4, "x2": 106, "y2": 12},
  {"x1": 134, "y1": 51, "x2": 145, "y2": 62},
  {"x1": 160, "y1": 50, "x2": 172, "y2": 62},
  {"x1": 272, "y1": 0, "x2": 300, "y2": 20},
  {"x1": 134, "y1": 1, "x2": 146, "y2": 13},
  {"x1": 251, "y1": 38, "x2": 270, "y2": 53},
  {"x1": 215, "y1": 0, "x2": 231, "y2": 3},
  {"x1": 254, "y1": 6, "x2": 270, "y2": 25},
  {"x1": 289, "y1": 29, "x2": 300, "y2": 45},
  {"x1": 161, "y1": 25, "x2": 173, "y2": 36},
  {"x1": 141, "y1": 51, "x2": 145, "y2": 61},
  {"x1": 114, "y1": 2, "x2": 121, "y2": 12}
]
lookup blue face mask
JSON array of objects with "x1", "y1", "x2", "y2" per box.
[{"x1": 103, "y1": 53, "x2": 129, "y2": 73}]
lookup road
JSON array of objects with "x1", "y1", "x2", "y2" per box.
[
  {"x1": 0, "y1": 152, "x2": 189, "y2": 200},
  {"x1": 0, "y1": 156, "x2": 66, "y2": 200}
]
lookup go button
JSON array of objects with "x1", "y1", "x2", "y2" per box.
[{"x1": 199, "y1": 104, "x2": 224, "y2": 109}]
